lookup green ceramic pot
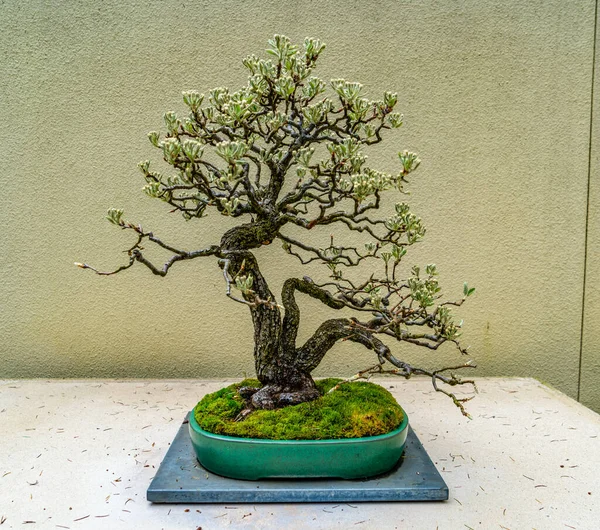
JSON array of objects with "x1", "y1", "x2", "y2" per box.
[{"x1": 188, "y1": 410, "x2": 409, "y2": 480}]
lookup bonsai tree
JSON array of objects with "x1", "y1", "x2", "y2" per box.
[{"x1": 78, "y1": 35, "x2": 476, "y2": 416}]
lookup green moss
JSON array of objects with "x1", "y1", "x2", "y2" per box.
[{"x1": 193, "y1": 378, "x2": 404, "y2": 440}]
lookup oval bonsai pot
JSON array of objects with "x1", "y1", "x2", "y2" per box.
[{"x1": 188, "y1": 410, "x2": 409, "y2": 480}]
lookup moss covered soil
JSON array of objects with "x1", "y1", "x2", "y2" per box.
[{"x1": 193, "y1": 378, "x2": 405, "y2": 440}]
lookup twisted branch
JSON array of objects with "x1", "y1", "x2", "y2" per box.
[{"x1": 76, "y1": 222, "x2": 219, "y2": 276}]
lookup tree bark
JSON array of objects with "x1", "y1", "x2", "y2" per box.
[
  {"x1": 219, "y1": 219, "x2": 393, "y2": 411},
  {"x1": 220, "y1": 246, "x2": 388, "y2": 410},
  {"x1": 218, "y1": 221, "x2": 282, "y2": 392}
]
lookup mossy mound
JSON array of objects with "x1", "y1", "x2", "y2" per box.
[{"x1": 193, "y1": 378, "x2": 404, "y2": 440}]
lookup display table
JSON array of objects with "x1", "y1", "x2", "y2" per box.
[{"x1": 1, "y1": 377, "x2": 598, "y2": 529}]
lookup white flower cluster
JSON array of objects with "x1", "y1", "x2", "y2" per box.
[
  {"x1": 182, "y1": 90, "x2": 204, "y2": 112},
  {"x1": 219, "y1": 197, "x2": 240, "y2": 216},
  {"x1": 342, "y1": 169, "x2": 392, "y2": 201},
  {"x1": 215, "y1": 141, "x2": 250, "y2": 165},
  {"x1": 385, "y1": 203, "x2": 425, "y2": 244}
]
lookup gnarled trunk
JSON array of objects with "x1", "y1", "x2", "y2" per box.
[
  {"x1": 219, "y1": 220, "x2": 283, "y2": 392},
  {"x1": 220, "y1": 250, "x2": 321, "y2": 410},
  {"x1": 219, "y1": 223, "x2": 389, "y2": 411}
]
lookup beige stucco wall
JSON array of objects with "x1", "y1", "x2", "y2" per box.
[
  {"x1": 581, "y1": 5, "x2": 600, "y2": 412},
  {"x1": 1, "y1": 1, "x2": 598, "y2": 410}
]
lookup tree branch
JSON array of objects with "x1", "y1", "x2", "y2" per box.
[
  {"x1": 295, "y1": 317, "x2": 391, "y2": 373},
  {"x1": 331, "y1": 351, "x2": 478, "y2": 418},
  {"x1": 76, "y1": 223, "x2": 219, "y2": 277},
  {"x1": 280, "y1": 277, "x2": 345, "y2": 353}
]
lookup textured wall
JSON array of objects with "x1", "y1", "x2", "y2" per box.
[
  {"x1": 581, "y1": 3, "x2": 600, "y2": 412},
  {"x1": 1, "y1": 1, "x2": 598, "y2": 409}
]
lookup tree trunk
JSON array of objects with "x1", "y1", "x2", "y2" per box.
[
  {"x1": 219, "y1": 221, "x2": 388, "y2": 411},
  {"x1": 219, "y1": 221, "x2": 282, "y2": 393}
]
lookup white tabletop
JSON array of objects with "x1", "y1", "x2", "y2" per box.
[{"x1": 1, "y1": 377, "x2": 598, "y2": 529}]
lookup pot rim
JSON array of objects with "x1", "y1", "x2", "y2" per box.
[{"x1": 189, "y1": 408, "x2": 409, "y2": 445}]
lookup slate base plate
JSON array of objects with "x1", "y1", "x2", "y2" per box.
[{"x1": 147, "y1": 416, "x2": 448, "y2": 503}]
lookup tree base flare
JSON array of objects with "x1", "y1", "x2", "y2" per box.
[{"x1": 238, "y1": 384, "x2": 320, "y2": 411}]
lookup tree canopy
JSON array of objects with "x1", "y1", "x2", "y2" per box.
[{"x1": 78, "y1": 36, "x2": 476, "y2": 415}]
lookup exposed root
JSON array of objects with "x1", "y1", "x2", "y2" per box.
[
  {"x1": 236, "y1": 383, "x2": 320, "y2": 416},
  {"x1": 234, "y1": 408, "x2": 254, "y2": 422},
  {"x1": 238, "y1": 386, "x2": 260, "y2": 400}
]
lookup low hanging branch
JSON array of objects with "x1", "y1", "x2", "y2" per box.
[
  {"x1": 328, "y1": 358, "x2": 477, "y2": 418},
  {"x1": 79, "y1": 35, "x2": 477, "y2": 416},
  {"x1": 75, "y1": 211, "x2": 220, "y2": 276}
]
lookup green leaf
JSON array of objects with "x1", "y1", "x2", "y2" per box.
[{"x1": 106, "y1": 208, "x2": 124, "y2": 226}]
